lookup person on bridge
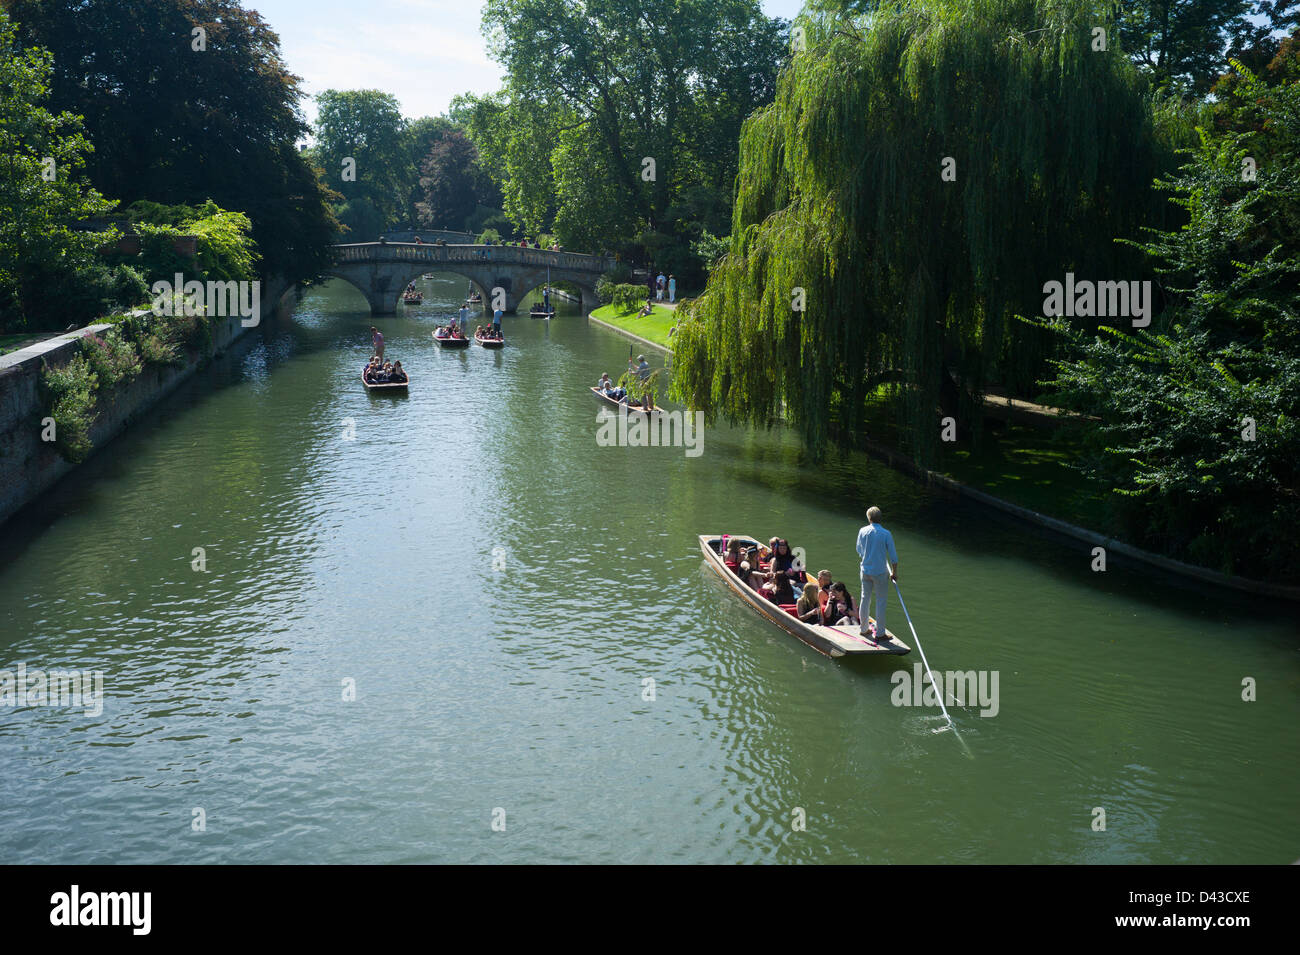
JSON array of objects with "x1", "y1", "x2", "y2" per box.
[
  {"x1": 414, "y1": 235, "x2": 423, "y2": 245},
  {"x1": 856, "y1": 506, "x2": 899, "y2": 642},
  {"x1": 371, "y1": 326, "x2": 384, "y2": 360}
]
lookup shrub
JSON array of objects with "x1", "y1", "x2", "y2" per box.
[
  {"x1": 138, "y1": 332, "x2": 179, "y2": 366},
  {"x1": 610, "y1": 283, "x2": 647, "y2": 313},
  {"x1": 109, "y1": 264, "x2": 150, "y2": 308},
  {"x1": 80, "y1": 328, "x2": 141, "y2": 388},
  {"x1": 41, "y1": 355, "x2": 98, "y2": 463},
  {"x1": 596, "y1": 265, "x2": 634, "y2": 304}
]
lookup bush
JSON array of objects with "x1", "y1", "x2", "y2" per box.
[
  {"x1": 596, "y1": 265, "x2": 634, "y2": 304},
  {"x1": 138, "y1": 332, "x2": 180, "y2": 366},
  {"x1": 79, "y1": 328, "x2": 141, "y2": 388},
  {"x1": 41, "y1": 354, "x2": 98, "y2": 463},
  {"x1": 109, "y1": 264, "x2": 150, "y2": 308},
  {"x1": 477, "y1": 228, "x2": 501, "y2": 244},
  {"x1": 610, "y1": 283, "x2": 648, "y2": 313}
]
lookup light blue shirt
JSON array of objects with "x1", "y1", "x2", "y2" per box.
[
  {"x1": 493, "y1": 309, "x2": 502, "y2": 324},
  {"x1": 856, "y1": 523, "x2": 897, "y2": 577}
]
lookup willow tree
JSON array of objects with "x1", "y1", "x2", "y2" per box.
[{"x1": 671, "y1": 0, "x2": 1168, "y2": 464}]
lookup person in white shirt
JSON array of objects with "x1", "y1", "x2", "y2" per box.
[{"x1": 855, "y1": 506, "x2": 898, "y2": 641}]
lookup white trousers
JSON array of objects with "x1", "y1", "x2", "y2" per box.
[{"x1": 860, "y1": 573, "x2": 890, "y2": 638}]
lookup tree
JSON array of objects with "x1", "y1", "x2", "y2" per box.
[
  {"x1": 0, "y1": 9, "x2": 121, "y2": 331},
  {"x1": 473, "y1": 0, "x2": 787, "y2": 266},
  {"x1": 10, "y1": 0, "x2": 339, "y2": 285},
  {"x1": 670, "y1": 0, "x2": 1167, "y2": 465},
  {"x1": 1040, "y1": 62, "x2": 1300, "y2": 582},
  {"x1": 312, "y1": 89, "x2": 410, "y2": 237},
  {"x1": 415, "y1": 130, "x2": 486, "y2": 230}
]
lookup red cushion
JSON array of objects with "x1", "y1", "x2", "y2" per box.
[{"x1": 778, "y1": 604, "x2": 799, "y2": 616}]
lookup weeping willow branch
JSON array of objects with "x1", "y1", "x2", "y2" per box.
[{"x1": 671, "y1": 0, "x2": 1169, "y2": 465}]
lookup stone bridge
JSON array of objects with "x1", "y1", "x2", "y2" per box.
[{"x1": 327, "y1": 242, "x2": 611, "y2": 315}]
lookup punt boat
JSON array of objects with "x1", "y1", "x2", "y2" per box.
[
  {"x1": 529, "y1": 306, "x2": 555, "y2": 319},
  {"x1": 590, "y1": 385, "x2": 662, "y2": 417},
  {"x1": 698, "y1": 533, "x2": 910, "y2": 658},
  {"x1": 433, "y1": 327, "x2": 470, "y2": 349},
  {"x1": 474, "y1": 328, "x2": 505, "y2": 349},
  {"x1": 362, "y1": 366, "x2": 409, "y2": 391}
]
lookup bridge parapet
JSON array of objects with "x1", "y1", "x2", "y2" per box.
[{"x1": 334, "y1": 242, "x2": 611, "y2": 274}]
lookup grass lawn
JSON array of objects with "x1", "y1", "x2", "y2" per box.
[{"x1": 588, "y1": 303, "x2": 677, "y2": 350}]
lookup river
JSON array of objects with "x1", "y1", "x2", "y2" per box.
[{"x1": 0, "y1": 276, "x2": 1295, "y2": 864}]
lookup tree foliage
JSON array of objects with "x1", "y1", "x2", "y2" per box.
[
  {"x1": 0, "y1": 8, "x2": 126, "y2": 331},
  {"x1": 468, "y1": 0, "x2": 787, "y2": 272},
  {"x1": 311, "y1": 89, "x2": 410, "y2": 237},
  {"x1": 1041, "y1": 62, "x2": 1300, "y2": 582},
  {"x1": 671, "y1": 0, "x2": 1167, "y2": 464},
  {"x1": 10, "y1": 0, "x2": 340, "y2": 284}
]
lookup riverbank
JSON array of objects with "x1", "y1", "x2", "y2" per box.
[
  {"x1": 585, "y1": 310, "x2": 1299, "y2": 600},
  {"x1": 588, "y1": 303, "x2": 676, "y2": 350},
  {"x1": 0, "y1": 279, "x2": 293, "y2": 528}
]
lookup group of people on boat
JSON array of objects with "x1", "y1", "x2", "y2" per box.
[
  {"x1": 437, "y1": 321, "x2": 466, "y2": 340},
  {"x1": 721, "y1": 536, "x2": 863, "y2": 630},
  {"x1": 364, "y1": 356, "x2": 407, "y2": 384},
  {"x1": 475, "y1": 324, "x2": 503, "y2": 341},
  {"x1": 596, "y1": 371, "x2": 655, "y2": 410}
]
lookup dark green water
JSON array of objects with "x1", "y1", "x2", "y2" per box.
[{"x1": 0, "y1": 277, "x2": 1296, "y2": 863}]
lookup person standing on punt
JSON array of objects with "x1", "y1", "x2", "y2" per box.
[
  {"x1": 458, "y1": 303, "x2": 470, "y2": 331},
  {"x1": 856, "y1": 506, "x2": 898, "y2": 641},
  {"x1": 371, "y1": 326, "x2": 384, "y2": 361},
  {"x1": 492, "y1": 307, "x2": 503, "y2": 335}
]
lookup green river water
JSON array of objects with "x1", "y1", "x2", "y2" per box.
[{"x1": 0, "y1": 277, "x2": 1296, "y2": 864}]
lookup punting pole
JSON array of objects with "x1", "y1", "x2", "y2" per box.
[{"x1": 892, "y1": 578, "x2": 972, "y2": 758}]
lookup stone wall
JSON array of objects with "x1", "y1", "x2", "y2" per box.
[{"x1": 0, "y1": 279, "x2": 293, "y2": 528}]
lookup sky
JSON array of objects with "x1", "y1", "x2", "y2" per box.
[{"x1": 251, "y1": 0, "x2": 807, "y2": 126}]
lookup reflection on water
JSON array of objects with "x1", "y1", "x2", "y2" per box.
[{"x1": 0, "y1": 276, "x2": 1295, "y2": 863}]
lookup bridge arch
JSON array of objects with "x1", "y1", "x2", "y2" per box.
[{"x1": 327, "y1": 242, "x2": 609, "y2": 316}]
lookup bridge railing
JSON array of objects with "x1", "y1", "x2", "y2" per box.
[{"x1": 333, "y1": 242, "x2": 611, "y2": 273}]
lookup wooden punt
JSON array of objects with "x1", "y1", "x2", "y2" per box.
[
  {"x1": 590, "y1": 385, "x2": 662, "y2": 417},
  {"x1": 433, "y1": 327, "x2": 470, "y2": 349},
  {"x1": 361, "y1": 367, "x2": 409, "y2": 391},
  {"x1": 474, "y1": 328, "x2": 505, "y2": 349},
  {"x1": 403, "y1": 292, "x2": 423, "y2": 304},
  {"x1": 698, "y1": 534, "x2": 910, "y2": 658},
  {"x1": 529, "y1": 307, "x2": 554, "y2": 319}
]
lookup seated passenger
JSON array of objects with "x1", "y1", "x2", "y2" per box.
[
  {"x1": 761, "y1": 565, "x2": 795, "y2": 604},
  {"x1": 723, "y1": 538, "x2": 742, "y2": 572},
  {"x1": 769, "y1": 539, "x2": 804, "y2": 588},
  {"x1": 597, "y1": 373, "x2": 613, "y2": 392},
  {"x1": 822, "y1": 582, "x2": 860, "y2": 628},
  {"x1": 390, "y1": 361, "x2": 407, "y2": 383},
  {"x1": 796, "y1": 582, "x2": 822, "y2": 622},
  {"x1": 816, "y1": 570, "x2": 834, "y2": 616}
]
